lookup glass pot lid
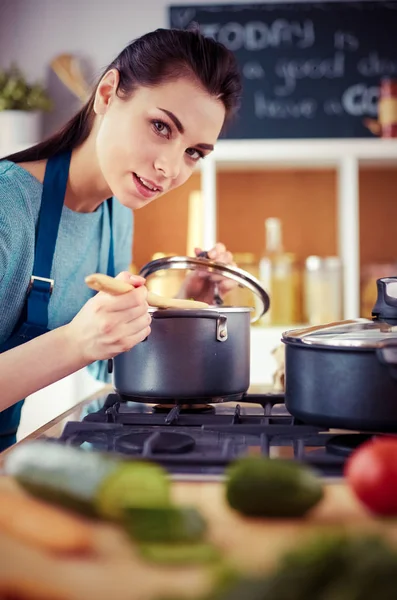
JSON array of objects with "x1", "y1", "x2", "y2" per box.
[
  {"x1": 139, "y1": 255, "x2": 270, "y2": 323},
  {"x1": 282, "y1": 319, "x2": 397, "y2": 349}
]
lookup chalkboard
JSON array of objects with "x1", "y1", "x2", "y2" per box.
[{"x1": 169, "y1": 2, "x2": 397, "y2": 139}]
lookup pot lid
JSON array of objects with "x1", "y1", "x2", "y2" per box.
[
  {"x1": 139, "y1": 255, "x2": 270, "y2": 323},
  {"x1": 282, "y1": 319, "x2": 397, "y2": 349}
]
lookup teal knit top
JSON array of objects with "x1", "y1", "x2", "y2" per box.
[{"x1": 0, "y1": 160, "x2": 133, "y2": 382}]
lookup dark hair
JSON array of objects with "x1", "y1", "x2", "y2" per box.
[{"x1": 5, "y1": 27, "x2": 242, "y2": 163}]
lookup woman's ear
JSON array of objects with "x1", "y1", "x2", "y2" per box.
[{"x1": 94, "y1": 69, "x2": 120, "y2": 115}]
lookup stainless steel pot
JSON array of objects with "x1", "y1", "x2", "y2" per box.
[{"x1": 110, "y1": 255, "x2": 270, "y2": 402}]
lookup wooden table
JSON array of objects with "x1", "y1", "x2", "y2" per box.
[{"x1": 0, "y1": 386, "x2": 393, "y2": 600}]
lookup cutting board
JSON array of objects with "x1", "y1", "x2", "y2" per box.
[{"x1": 1, "y1": 477, "x2": 396, "y2": 600}]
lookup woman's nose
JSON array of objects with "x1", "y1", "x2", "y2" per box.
[{"x1": 154, "y1": 151, "x2": 183, "y2": 181}]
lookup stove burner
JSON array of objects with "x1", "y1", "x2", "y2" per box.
[
  {"x1": 326, "y1": 434, "x2": 374, "y2": 458},
  {"x1": 153, "y1": 403, "x2": 215, "y2": 414},
  {"x1": 115, "y1": 431, "x2": 196, "y2": 454},
  {"x1": 118, "y1": 392, "x2": 244, "y2": 405},
  {"x1": 61, "y1": 391, "x2": 368, "y2": 478}
]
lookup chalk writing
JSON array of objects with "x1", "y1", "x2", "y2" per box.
[
  {"x1": 274, "y1": 52, "x2": 345, "y2": 96},
  {"x1": 254, "y1": 92, "x2": 317, "y2": 118},
  {"x1": 200, "y1": 19, "x2": 315, "y2": 51}
]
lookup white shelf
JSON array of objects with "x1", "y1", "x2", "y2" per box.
[
  {"x1": 210, "y1": 138, "x2": 397, "y2": 168},
  {"x1": 200, "y1": 138, "x2": 397, "y2": 321}
]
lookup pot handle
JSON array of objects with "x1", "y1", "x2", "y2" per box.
[
  {"x1": 152, "y1": 309, "x2": 228, "y2": 342},
  {"x1": 377, "y1": 343, "x2": 397, "y2": 379}
]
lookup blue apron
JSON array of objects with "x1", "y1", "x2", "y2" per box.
[{"x1": 0, "y1": 151, "x2": 115, "y2": 451}]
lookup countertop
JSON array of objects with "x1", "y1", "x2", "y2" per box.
[
  {"x1": 1, "y1": 387, "x2": 397, "y2": 599},
  {"x1": 2, "y1": 471, "x2": 394, "y2": 600}
]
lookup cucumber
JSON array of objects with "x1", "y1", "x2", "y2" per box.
[
  {"x1": 226, "y1": 456, "x2": 324, "y2": 518},
  {"x1": 96, "y1": 462, "x2": 171, "y2": 520},
  {"x1": 138, "y1": 542, "x2": 220, "y2": 565},
  {"x1": 123, "y1": 506, "x2": 207, "y2": 543},
  {"x1": 207, "y1": 577, "x2": 271, "y2": 600},
  {"x1": 5, "y1": 441, "x2": 170, "y2": 520}
]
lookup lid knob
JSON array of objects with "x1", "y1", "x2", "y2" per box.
[{"x1": 372, "y1": 277, "x2": 397, "y2": 324}]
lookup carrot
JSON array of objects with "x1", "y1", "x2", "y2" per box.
[
  {"x1": 0, "y1": 489, "x2": 95, "y2": 555},
  {"x1": 0, "y1": 578, "x2": 70, "y2": 600}
]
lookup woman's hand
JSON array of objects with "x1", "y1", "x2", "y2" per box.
[
  {"x1": 195, "y1": 243, "x2": 235, "y2": 265},
  {"x1": 67, "y1": 271, "x2": 151, "y2": 363},
  {"x1": 178, "y1": 243, "x2": 237, "y2": 304}
]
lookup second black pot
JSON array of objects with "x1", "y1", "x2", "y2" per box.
[
  {"x1": 283, "y1": 336, "x2": 397, "y2": 432},
  {"x1": 283, "y1": 277, "x2": 397, "y2": 432}
]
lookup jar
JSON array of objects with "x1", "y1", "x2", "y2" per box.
[
  {"x1": 304, "y1": 256, "x2": 343, "y2": 325},
  {"x1": 225, "y1": 252, "x2": 260, "y2": 309}
]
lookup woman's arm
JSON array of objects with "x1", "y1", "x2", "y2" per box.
[
  {"x1": 0, "y1": 272, "x2": 151, "y2": 412},
  {"x1": 86, "y1": 202, "x2": 134, "y2": 384}
]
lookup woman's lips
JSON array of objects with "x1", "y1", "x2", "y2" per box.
[{"x1": 132, "y1": 173, "x2": 162, "y2": 199}]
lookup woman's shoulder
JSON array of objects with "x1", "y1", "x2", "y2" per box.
[
  {"x1": 0, "y1": 159, "x2": 43, "y2": 193},
  {"x1": 0, "y1": 160, "x2": 19, "y2": 186},
  {"x1": 14, "y1": 160, "x2": 46, "y2": 184},
  {"x1": 0, "y1": 162, "x2": 38, "y2": 282},
  {"x1": 0, "y1": 160, "x2": 42, "y2": 218}
]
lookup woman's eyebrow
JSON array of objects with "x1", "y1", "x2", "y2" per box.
[
  {"x1": 158, "y1": 108, "x2": 184, "y2": 133},
  {"x1": 196, "y1": 143, "x2": 214, "y2": 151}
]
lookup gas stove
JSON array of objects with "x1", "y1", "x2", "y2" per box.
[{"x1": 52, "y1": 392, "x2": 375, "y2": 481}]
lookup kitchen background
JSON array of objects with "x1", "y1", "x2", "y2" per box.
[{"x1": 1, "y1": 0, "x2": 396, "y2": 437}]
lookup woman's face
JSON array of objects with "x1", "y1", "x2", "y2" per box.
[{"x1": 94, "y1": 71, "x2": 226, "y2": 209}]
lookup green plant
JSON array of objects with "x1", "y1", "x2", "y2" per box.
[{"x1": 0, "y1": 64, "x2": 52, "y2": 111}]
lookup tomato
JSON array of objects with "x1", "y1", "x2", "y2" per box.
[{"x1": 345, "y1": 437, "x2": 397, "y2": 516}]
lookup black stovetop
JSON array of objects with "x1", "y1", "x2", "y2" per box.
[{"x1": 53, "y1": 392, "x2": 376, "y2": 480}]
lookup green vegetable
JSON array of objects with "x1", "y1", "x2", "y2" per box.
[
  {"x1": 153, "y1": 533, "x2": 397, "y2": 600},
  {"x1": 5, "y1": 441, "x2": 170, "y2": 520},
  {"x1": 96, "y1": 462, "x2": 171, "y2": 520},
  {"x1": 123, "y1": 505, "x2": 207, "y2": 543},
  {"x1": 207, "y1": 576, "x2": 270, "y2": 600},
  {"x1": 209, "y1": 533, "x2": 397, "y2": 600},
  {"x1": 225, "y1": 456, "x2": 324, "y2": 518},
  {"x1": 138, "y1": 542, "x2": 220, "y2": 565},
  {"x1": 270, "y1": 533, "x2": 397, "y2": 600}
]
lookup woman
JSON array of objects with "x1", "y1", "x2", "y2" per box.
[{"x1": 0, "y1": 27, "x2": 242, "y2": 449}]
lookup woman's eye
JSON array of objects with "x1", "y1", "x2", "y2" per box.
[
  {"x1": 185, "y1": 147, "x2": 204, "y2": 161},
  {"x1": 152, "y1": 120, "x2": 171, "y2": 137}
]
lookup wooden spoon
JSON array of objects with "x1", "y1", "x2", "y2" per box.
[
  {"x1": 85, "y1": 273, "x2": 209, "y2": 309},
  {"x1": 50, "y1": 54, "x2": 90, "y2": 102}
]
